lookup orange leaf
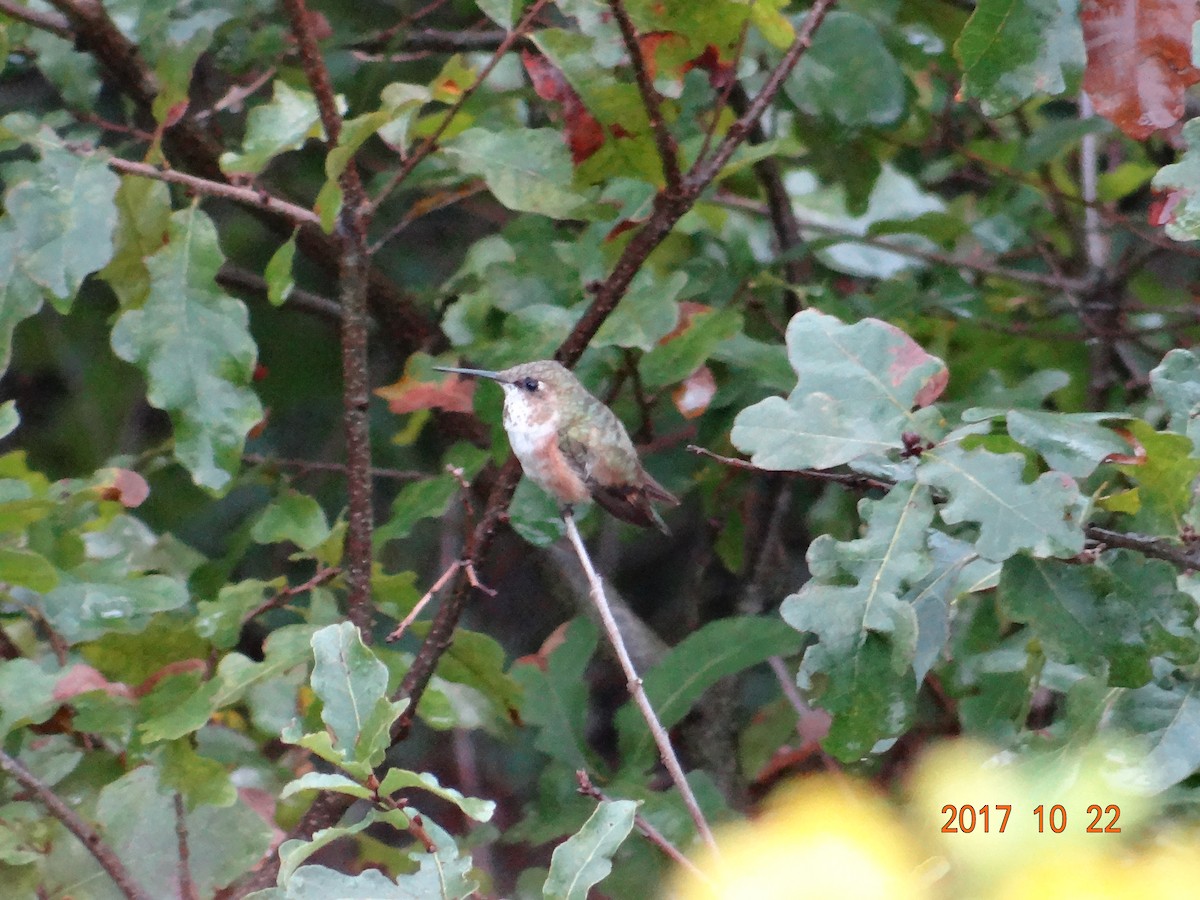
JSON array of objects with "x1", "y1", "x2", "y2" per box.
[
  {"x1": 672, "y1": 366, "x2": 717, "y2": 420},
  {"x1": 1082, "y1": 0, "x2": 1200, "y2": 139},
  {"x1": 375, "y1": 370, "x2": 476, "y2": 415},
  {"x1": 522, "y1": 50, "x2": 605, "y2": 164}
]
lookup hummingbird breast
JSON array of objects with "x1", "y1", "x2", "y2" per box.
[{"x1": 504, "y1": 397, "x2": 591, "y2": 504}]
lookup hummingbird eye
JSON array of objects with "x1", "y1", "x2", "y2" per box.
[{"x1": 520, "y1": 377, "x2": 539, "y2": 392}]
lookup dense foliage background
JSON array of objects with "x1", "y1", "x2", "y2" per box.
[{"x1": 5, "y1": 0, "x2": 1200, "y2": 896}]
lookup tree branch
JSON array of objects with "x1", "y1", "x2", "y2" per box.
[
  {"x1": 368, "y1": 0, "x2": 553, "y2": 215},
  {"x1": 692, "y1": 446, "x2": 1200, "y2": 575},
  {"x1": 282, "y1": 0, "x2": 375, "y2": 637},
  {"x1": 0, "y1": 0, "x2": 71, "y2": 37},
  {"x1": 103, "y1": 158, "x2": 320, "y2": 227},
  {"x1": 609, "y1": 0, "x2": 681, "y2": 193},
  {"x1": 555, "y1": 0, "x2": 839, "y2": 366},
  {"x1": 562, "y1": 511, "x2": 718, "y2": 853},
  {"x1": 0, "y1": 750, "x2": 150, "y2": 900}
]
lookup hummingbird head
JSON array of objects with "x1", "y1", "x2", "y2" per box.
[{"x1": 433, "y1": 360, "x2": 580, "y2": 425}]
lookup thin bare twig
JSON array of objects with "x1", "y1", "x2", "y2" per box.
[
  {"x1": 0, "y1": 750, "x2": 150, "y2": 900},
  {"x1": 368, "y1": 0, "x2": 552, "y2": 215},
  {"x1": 173, "y1": 793, "x2": 198, "y2": 900},
  {"x1": 562, "y1": 510, "x2": 719, "y2": 854},
  {"x1": 0, "y1": 0, "x2": 71, "y2": 37},
  {"x1": 576, "y1": 770, "x2": 712, "y2": 882},
  {"x1": 609, "y1": 0, "x2": 681, "y2": 192},
  {"x1": 101, "y1": 157, "x2": 321, "y2": 226},
  {"x1": 243, "y1": 453, "x2": 424, "y2": 482},
  {"x1": 687, "y1": 444, "x2": 892, "y2": 491},
  {"x1": 242, "y1": 566, "x2": 341, "y2": 624},
  {"x1": 385, "y1": 559, "x2": 461, "y2": 642}
]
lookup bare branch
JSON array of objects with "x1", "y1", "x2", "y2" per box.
[
  {"x1": 0, "y1": 0, "x2": 71, "y2": 37},
  {"x1": 562, "y1": 511, "x2": 719, "y2": 854},
  {"x1": 103, "y1": 157, "x2": 320, "y2": 226},
  {"x1": 609, "y1": 0, "x2": 682, "y2": 193},
  {"x1": 242, "y1": 454, "x2": 423, "y2": 481},
  {"x1": 576, "y1": 770, "x2": 712, "y2": 882},
  {"x1": 0, "y1": 750, "x2": 150, "y2": 900},
  {"x1": 282, "y1": 0, "x2": 375, "y2": 636},
  {"x1": 174, "y1": 793, "x2": 198, "y2": 900}
]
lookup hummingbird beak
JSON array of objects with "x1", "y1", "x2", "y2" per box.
[{"x1": 433, "y1": 365, "x2": 506, "y2": 383}]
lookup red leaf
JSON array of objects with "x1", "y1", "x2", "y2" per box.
[
  {"x1": 54, "y1": 664, "x2": 134, "y2": 701},
  {"x1": 1149, "y1": 190, "x2": 1184, "y2": 226},
  {"x1": 375, "y1": 371, "x2": 476, "y2": 415},
  {"x1": 682, "y1": 44, "x2": 735, "y2": 91},
  {"x1": 97, "y1": 468, "x2": 150, "y2": 508},
  {"x1": 521, "y1": 50, "x2": 605, "y2": 164},
  {"x1": 672, "y1": 366, "x2": 717, "y2": 419},
  {"x1": 1082, "y1": 0, "x2": 1200, "y2": 139}
]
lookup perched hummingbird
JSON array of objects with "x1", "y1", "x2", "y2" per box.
[{"x1": 435, "y1": 360, "x2": 679, "y2": 533}]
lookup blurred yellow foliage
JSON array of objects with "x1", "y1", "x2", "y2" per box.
[{"x1": 669, "y1": 740, "x2": 1200, "y2": 899}]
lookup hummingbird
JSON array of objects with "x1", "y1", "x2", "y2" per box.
[{"x1": 434, "y1": 360, "x2": 679, "y2": 533}]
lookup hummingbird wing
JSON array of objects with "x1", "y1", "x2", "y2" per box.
[{"x1": 557, "y1": 425, "x2": 678, "y2": 534}]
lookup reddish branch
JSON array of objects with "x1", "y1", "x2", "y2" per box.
[
  {"x1": 282, "y1": 0, "x2": 375, "y2": 638},
  {"x1": 609, "y1": 0, "x2": 682, "y2": 192},
  {"x1": 0, "y1": 750, "x2": 151, "y2": 900}
]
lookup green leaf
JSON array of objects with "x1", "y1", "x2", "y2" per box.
[
  {"x1": 917, "y1": 444, "x2": 1087, "y2": 561},
  {"x1": 99, "y1": 175, "x2": 172, "y2": 308},
  {"x1": 1151, "y1": 347, "x2": 1200, "y2": 451},
  {"x1": 509, "y1": 475, "x2": 568, "y2": 546},
  {"x1": 1005, "y1": 410, "x2": 1129, "y2": 477},
  {"x1": 1108, "y1": 680, "x2": 1200, "y2": 791},
  {"x1": 543, "y1": 800, "x2": 638, "y2": 900},
  {"x1": 158, "y1": 739, "x2": 237, "y2": 810},
  {"x1": 378, "y1": 768, "x2": 496, "y2": 822},
  {"x1": 782, "y1": 483, "x2": 933, "y2": 759},
  {"x1": 512, "y1": 618, "x2": 600, "y2": 769},
  {"x1": 375, "y1": 475, "x2": 459, "y2": 544},
  {"x1": 220, "y1": 80, "x2": 323, "y2": 175},
  {"x1": 138, "y1": 675, "x2": 221, "y2": 743},
  {"x1": 955, "y1": 0, "x2": 1085, "y2": 116},
  {"x1": 277, "y1": 816, "x2": 376, "y2": 885},
  {"x1": 310, "y1": 622, "x2": 388, "y2": 754},
  {"x1": 110, "y1": 206, "x2": 263, "y2": 492},
  {"x1": 1000, "y1": 552, "x2": 1199, "y2": 687},
  {"x1": 786, "y1": 12, "x2": 906, "y2": 127},
  {"x1": 97, "y1": 766, "x2": 271, "y2": 897},
  {"x1": 617, "y1": 616, "x2": 806, "y2": 769},
  {"x1": 428, "y1": 627, "x2": 522, "y2": 719},
  {"x1": 639, "y1": 308, "x2": 742, "y2": 389},
  {"x1": 1116, "y1": 422, "x2": 1200, "y2": 533},
  {"x1": 252, "y1": 491, "x2": 331, "y2": 552},
  {"x1": 0, "y1": 400, "x2": 15, "y2": 439},
  {"x1": 444, "y1": 128, "x2": 598, "y2": 219},
  {"x1": 731, "y1": 309, "x2": 948, "y2": 470},
  {"x1": 0, "y1": 546, "x2": 57, "y2": 591},
  {"x1": 4, "y1": 134, "x2": 119, "y2": 301},
  {"x1": 0, "y1": 225, "x2": 44, "y2": 377},
  {"x1": 41, "y1": 574, "x2": 190, "y2": 644},
  {"x1": 265, "y1": 233, "x2": 297, "y2": 307},
  {"x1": 280, "y1": 771, "x2": 373, "y2": 801},
  {"x1": 592, "y1": 270, "x2": 686, "y2": 352},
  {"x1": 0, "y1": 659, "x2": 58, "y2": 740},
  {"x1": 195, "y1": 578, "x2": 280, "y2": 650},
  {"x1": 477, "y1": 0, "x2": 516, "y2": 28}
]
